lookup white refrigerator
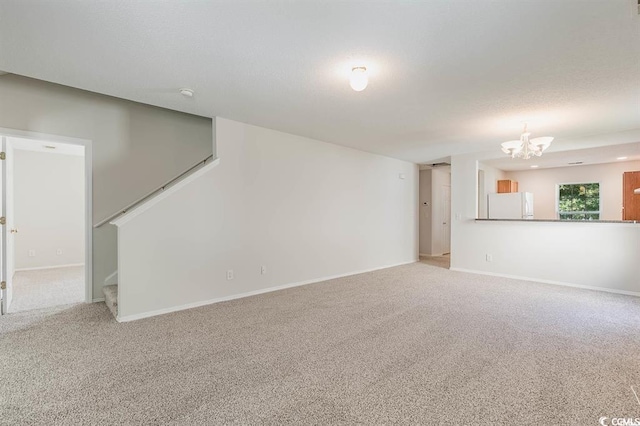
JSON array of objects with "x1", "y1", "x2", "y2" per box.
[{"x1": 487, "y1": 192, "x2": 534, "y2": 219}]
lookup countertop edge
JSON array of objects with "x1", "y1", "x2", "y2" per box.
[{"x1": 475, "y1": 218, "x2": 639, "y2": 224}]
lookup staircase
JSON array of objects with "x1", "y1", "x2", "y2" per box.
[
  {"x1": 103, "y1": 285, "x2": 118, "y2": 319},
  {"x1": 94, "y1": 154, "x2": 216, "y2": 322}
]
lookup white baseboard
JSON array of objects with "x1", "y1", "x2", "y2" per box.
[
  {"x1": 15, "y1": 263, "x2": 85, "y2": 272},
  {"x1": 92, "y1": 297, "x2": 105, "y2": 303},
  {"x1": 117, "y1": 259, "x2": 419, "y2": 322},
  {"x1": 449, "y1": 267, "x2": 640, "y2": 298}
]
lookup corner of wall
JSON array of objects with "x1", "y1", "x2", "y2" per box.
[{"x1": 211, "y1": 116, "x2": 217, "y2": 158}]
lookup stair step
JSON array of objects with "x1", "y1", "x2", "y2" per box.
[{"x1": 103, "y1": 284, "x2": 118, "y2": 319}]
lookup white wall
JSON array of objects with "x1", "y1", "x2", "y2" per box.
[
  {"x1": 115, "y1": 118, "x2": 419, "y2": 320},
  {"x1": 450, "y1": 153, "x2": 640, "y2": 295},
  {"x1": 505, "y1": 161, "x2": 640, "y2": 220},
  {"x1": 0, "y1": 74, "x2": 213, "y2": 298},
  {"x1": 14, "y1": 149, "x2": 84, "y2": 269}
]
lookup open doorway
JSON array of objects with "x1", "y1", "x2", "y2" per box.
[
  {"x1": 419, "y1": 164, "x2": 451, "y2": 268},
  {"x1": 0, "y1": 132, "x2": 92, "y2": 314}
]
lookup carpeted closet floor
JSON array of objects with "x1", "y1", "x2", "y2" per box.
[{"x1": 9, "y1": 266, "x2": 84, "y2": 313}]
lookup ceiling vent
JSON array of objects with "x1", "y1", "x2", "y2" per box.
[{"x1": 568, "y1": 161, "x2": 584, "y2": 165}]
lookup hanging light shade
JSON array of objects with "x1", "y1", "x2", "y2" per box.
[{"x1": 501, "y1": 124, "x2": 553, "y2": 160}]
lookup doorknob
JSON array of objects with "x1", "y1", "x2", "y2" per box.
[{"x1": 10, "y1": 228, "x2": 18, "y2": 234}]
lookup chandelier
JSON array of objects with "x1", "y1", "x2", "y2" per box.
[{"x1": 501, "y1": 124, "x2": 553, "y2": 160}]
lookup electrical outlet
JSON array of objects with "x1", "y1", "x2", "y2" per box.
[
  {"x1": 486, "y1": 254, "x2": 493, "y2": 262},
  {"x1": 56, "y1": 248, "x2": 63, "y2": 255},
  {"x1": 28, "y1": 249, "x2": 36, "y2": 257},
  {"x1": 261, "y1": 265, "x2": 267, "y2": 275},
  {"x1": 227, "y1": 269, "x2": 234, "y2": 280}
]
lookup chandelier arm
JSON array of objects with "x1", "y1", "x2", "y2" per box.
[{"x1": 501, "y1": 126, "x2": 552, "y2": 160}]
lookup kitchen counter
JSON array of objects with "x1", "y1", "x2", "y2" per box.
[{"x1": 476, "y1": 218, "x2": 639, "y2": 224}]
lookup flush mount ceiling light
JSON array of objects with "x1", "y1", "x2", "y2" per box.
[
  {"x1": 180, "y1": 88, "x2": 194, "y2": 97},
  {"x1": 617, "y1": 156, "x2": 628, "y2": 160},
  {"x1": 349, "y1": 67, "x2": 368, "y2": 92},
  {"x1": 501, "y1": 124, "x2": 553, "y2": 160}
]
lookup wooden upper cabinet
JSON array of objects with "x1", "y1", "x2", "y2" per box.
[
  {"x1": 622, "y1": 171, "x2": 640, "y2": 220},
  {"x1": 497, "y1": 179, "x2": 518, "y2": 193}
]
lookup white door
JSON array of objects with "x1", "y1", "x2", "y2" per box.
[
  {"x1": 441, "y1": 185, "x2": 451, "y2": 254},
  {"x1": 1, "y1": 137, "x2": 14, "y2": 314}
]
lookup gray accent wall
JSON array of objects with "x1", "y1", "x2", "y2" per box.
[{"x1": 0, "y1": 74, "x2": 213, "y2": 298}]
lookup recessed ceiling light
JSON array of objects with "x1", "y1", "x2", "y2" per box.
[
  {"x1": 349, "y1": 67, "x2": 368, "y2": 92},
  {"x1": 179, "y1": 88, "x2": 194, "y2": 97},
  {"x1": 530, "y1": 165, "x2": 539, "y2": 168},
  {"x1": 617, "y1": 156, "x2": 628, "y2": 160}
]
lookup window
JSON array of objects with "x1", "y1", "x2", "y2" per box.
[{"x1": 557, "y1": 183, "x2": 600, "y2": 220}]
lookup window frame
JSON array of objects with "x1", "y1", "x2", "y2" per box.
[{"x1": 555, "y1": 181, "x2": 602, "y2": 220}]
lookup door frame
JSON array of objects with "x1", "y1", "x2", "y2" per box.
[
  {"x1": 441, "y1": 184, "x2": 451, "y2": 255},
  {"x1": 0, "y1": 127, "x2": 93, "y2": 303}
]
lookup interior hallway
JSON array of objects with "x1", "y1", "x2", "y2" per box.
[{"x1": 419, "y1": 254, "x2": 450, "y2": 269}]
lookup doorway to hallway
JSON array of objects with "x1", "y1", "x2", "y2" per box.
[{"x1": 419, "y1": 164, "x2": 452, "y2": 260}]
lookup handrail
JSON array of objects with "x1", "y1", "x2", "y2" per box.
[{"x1": 94, "y1": 154, "x2": 215, "y2": 228}]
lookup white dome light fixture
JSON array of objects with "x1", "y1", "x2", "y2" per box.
[
  {"x1": 501, "y1": 124, "x2": 553, "y2": 160},
  {"x1": 349, "y1": 67, "x2": 368, "y2": 92}
]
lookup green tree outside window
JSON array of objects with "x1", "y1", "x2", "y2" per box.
[{"x1": 557, "y1": 183, "x2": 600, "y2": 220}]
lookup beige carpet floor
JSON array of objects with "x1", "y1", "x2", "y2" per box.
[
  {"x1": 1, "y1": 261, "x2": 639, "y2": 425},
  {"x1": 8, "y1": 266, "x2": 85, "y2": 313}
]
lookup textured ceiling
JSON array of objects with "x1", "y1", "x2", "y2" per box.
[{"x1": 0, "y1": 0, "x2": 639, "y2": 163}]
